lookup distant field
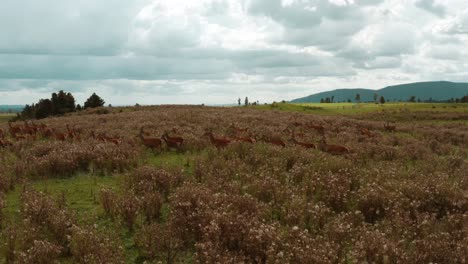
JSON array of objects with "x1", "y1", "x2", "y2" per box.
[
  {"x1": 0, "y1": 113, "x2": 14, "y2": 123},
  {"x1": 0, "y1": 105, "x2": 467, "y2": 263},
  {"x1": 255, "y1": 102, "x2": 468, "y2": 115}
]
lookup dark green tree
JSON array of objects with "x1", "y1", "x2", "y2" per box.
[
  {"x1": 373, "y1": 93, "x2": 378, "y2": 103},
  {"x1": 84, "y1": 93, "x2": 105, "y2": 109},
  {"x1": 380, "y1": 96, "x2": 385, "y2": 104},
  {"x1": 409, "y1": 96, "x2": 416, "y2": 102},
  {"x1": 320, "y1": 98, "x2": 324, "y2": 103},
  {"x1": 51, "y1": 90, "x2": 75, "y2": 115},
  {"x1": 244, "y1": 97, "x2": 249, "y2": 106},
  {"x1": 238, "y1": 98, "x2": 241, "y2": 106},
  {"x1": 35, "y1": 99, "x2": 54, "y2": 119},
  {"x1": 355, "y1": 93, "x2": 361, "y2": 103}
]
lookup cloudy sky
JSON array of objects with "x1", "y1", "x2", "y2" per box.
[{"x1": 1, "y1": 0, "x2": 467, "y2": 105}]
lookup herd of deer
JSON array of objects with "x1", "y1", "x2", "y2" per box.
[{"x1": 1, "y1": 120, "x2": 397, "y2": 156}]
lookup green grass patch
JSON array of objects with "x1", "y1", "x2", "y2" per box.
[
  {"x1": 252, "y1": 102, "x2": 468, "y2": 116},
  {"x1": 0, "y1": 114, "x2": 14, "y2": 123},
  {"x1": 3, "y1": 174, "x2": 120, "y2": 223}
]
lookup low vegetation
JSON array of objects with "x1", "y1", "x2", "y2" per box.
[{"x1": 0, "y1": 104, "x2": 466, "y2": 263}]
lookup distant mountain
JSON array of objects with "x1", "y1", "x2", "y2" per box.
[
  {"x1": 0, "y1": 105, "x2": 24, "y2": 113},
  {"x1": 291, "y1": 81, "x2": 468, "y2": 103}
]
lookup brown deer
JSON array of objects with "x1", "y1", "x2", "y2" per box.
[
  {"x1": 203, "y1": 131, "x2": 231, "y2": 148},
  {"x1": 259, "y1": 135, "x2": 286, "y2": 147},
  {"x1": 140, "y1": 127, "x2": 162, "y2": 150},
  {"x1": 8, "y1": 121, "x2": 21, "y2": 136},
  {"x1": 0, "y1": 138, "x2": 13, "y2": 147},
  {"x1": 53, "y1": 129, "x2": 66, "y2": 141},
  {"x1": 307, "y1": 123, "x2": 325, "y2": 134},
  {"x1": 162, "y1": 131, "x2": 184, "y2": 150},
  {"x1": 318, "y1": 136, "x2": 350, "y2": 155},
  {"x1": 358, "y1": 127, "x2": 374, "y2": 137},
  {"x1": 384, "y1": 122, "x2": 396, "y2": 132},
  {"x1": 233, "y1": 135, "x2": 256, "y2": 144},
  {"x1": 290, "y1": 137, "x2": 316, "y2": 149}
]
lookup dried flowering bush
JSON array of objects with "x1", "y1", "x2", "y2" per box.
[{"x1": 69, "y1": 225, "x2": 124, "y2": 264}]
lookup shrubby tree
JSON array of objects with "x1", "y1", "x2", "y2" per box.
[
  {"x1": 244, "y1": 97, "x2": 249, "y2": 106},
  {"x1": 355, "y1": 93, "x2": 361, "y2": 103},
  {"x1": 51, "y1": 90, "x2": 76, "y2": 115},
  {"x1": 16, "y1": 90, "x2": 76, "y2": 120},
  {"x1": 380, "y1": 96, "x2": 385, "y2": 104},
  {"x1": 84, "y1": 93, "x2": 105, "y2": 109}
]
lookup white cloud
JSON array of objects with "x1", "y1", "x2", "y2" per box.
[{"x1": 0, "y1": 0, "x2": 467, "y2": 105}]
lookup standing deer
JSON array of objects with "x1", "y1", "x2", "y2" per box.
[
  {"x1": 384, "y1": 122, "x2": 396, "y2": 132},
  {"x1": 162, "y1": 131, "x2": 184, "y2": 150},
  {"x1": 140, "y1": 127, "x2": 162, "y2": 150},
  {"x1": 318, "y1": 136, "x2": 350, "y2": 155},
  {"x1": 290, "y1": 137, "x2": 316, "y2": 149},
  {"x1": 203, "y1": 131, "x2": 231, "y2": 149},
  {"x1": 259, "y1": 135, "x2": 286, "y2": 147}
]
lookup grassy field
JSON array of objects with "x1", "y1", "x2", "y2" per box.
[
  {"x1": 254, "y1": 102, "x2": 468, "y2": 116},
  {"x1": 0, "y1": 114, "x2": 14, "y2": 124},
  {"x1": 0, "y1": 104, "x2": 467, "y2": 263}
]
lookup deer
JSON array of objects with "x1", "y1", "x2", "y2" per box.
[
  {"x1": 358, "y1": 127, "x2": 374, "y2": 137},
  {"x1": 233, "y1": 135, "x2": 256, "y2": 144},
  {"x1": 228, "y1": 124, "x2": 249, "y2": 135},
  {"x1": 290, "y1": 136, "x2": 316, "y2": 149},
  {"x1": 139, "y1": 127, "x2": 162, "y2": 150},
  {"x1": 318, "y1": 136, "x2": 350, "y2": 155},
  {"x1": 162, "y1": 131, "x2": 184, "y2": 150},
  {"x1": 306, "y1": 123, "x2": 325, "y2": 134},
  {"x1": 0, "y1": 138, "x2": 13, "y2": 148},
  {"x1": 259, "y1": 135, "x2": 286, "y2": 147},
  {"x1": 384, "y1": 122, "x2": 396, "y2": 133},
  {"x1": 203, "y1": 131, "x2": 231, "y2": 149},
  {"x1": 8, "y1": 121, "x2": 21, "y2": 136},
  {"x1": 53, "y1": 129, "x2": 66, "y2": 141},
  {"x1": 91, "y1": 131, "x2": 119, "y2": 145}
]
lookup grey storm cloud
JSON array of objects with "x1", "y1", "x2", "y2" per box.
[{"x1": 0, "y1": 0, "x2": 467, "y2": 105}]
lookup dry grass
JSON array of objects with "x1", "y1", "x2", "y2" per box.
[{"x1": 0, "y1": 105, "x2": 466, "y2": 263}]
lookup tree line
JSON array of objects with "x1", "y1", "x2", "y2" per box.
[
  {"x1": 15, "y1": 91, "x2": 106, "y2": 120},
  {"x1": 320, "y1": 93, "x2": 468, "y2": 104}
]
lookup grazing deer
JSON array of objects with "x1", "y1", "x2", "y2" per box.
[
  {"x1": 229, "y1": 124, "x2": 249, "y2": 134},
  {"x1": 318, "y1": 136, "x2": 350, "y2": 155},
  {"x1": 0, "y1": 138, "x2": 13, "y2": 147},
  {"x1": 307, "y1": 123, "x2": 325, "y2": 134},
  {"x1": 203, "y1": 131, "x2": 231, "y2": 149},
  {"x1": 53, "y1": 129, "x2": 66, "y2": 141},
  {"x1": 140, "y1": 127, "x2": 162, "y2": 150},
  {"x1": 8, "y1": 121, "x2": 21, "y2": 136},
  {"x1": 358, "y1": 127, "x2": 374, "y2": 137},
  {"x1": 384, "y1": 122, "x2": 396, "y2": 133},
  {"x1": 162, "y1": 131, "x2": 184, "y2": 150},
  {"x1": 259, "y1": 135, "x2": 286, "y2": 147},
  {"x1": 42, "y1": 128, "x2": 54, "y2": 138},
  {"x1": 233, "y1": 135, "x2": 256, "y2": 144},
  {"x1": 290, "y1": 137, "x2": 316, "y2": 149}
]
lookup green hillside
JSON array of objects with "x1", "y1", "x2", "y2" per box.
[{"x1": 291, "y1": 81, "x2": 468, "y2": 103}]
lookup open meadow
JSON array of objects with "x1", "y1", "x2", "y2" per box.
[{"x1": 0, "y1": 104, "x2": 467, "y2": 263}]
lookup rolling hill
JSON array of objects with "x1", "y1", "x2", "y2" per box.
[
  {"x1": 291, "y1": 81, "x2": 468, "y2": 103},
  {"x1": 0, "y1": 105, "x2": 24, "y2": 113}
]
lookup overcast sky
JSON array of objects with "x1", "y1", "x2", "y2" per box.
[{"x1": 1, "y1": 0, "x2": 467, "y2": 105}]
